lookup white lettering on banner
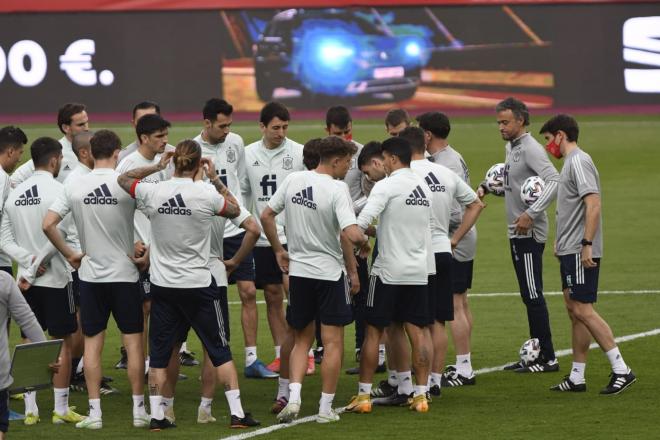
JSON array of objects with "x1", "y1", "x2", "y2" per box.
[
  {"x1": 623, "y1": 16, "x2": 660, "y2": 93},
  {"x1": 0, "y1": 39, "x2": 114, "y2": 88}
]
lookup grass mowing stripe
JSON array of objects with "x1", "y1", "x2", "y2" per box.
[
  {"x1": 226, "y1": 289, "x2": 660, "y2": 306},
  {"x1": 219, "y1": 327, "x2": 660, "y2": 440}
]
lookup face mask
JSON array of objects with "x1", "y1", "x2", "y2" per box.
[{"x1": 545, "y1": 136, "x2": 562, "y2": 159}]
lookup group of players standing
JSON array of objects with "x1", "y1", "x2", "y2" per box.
[{"x1": 0, "y1": 96, "x2": 635, "y2": 435}]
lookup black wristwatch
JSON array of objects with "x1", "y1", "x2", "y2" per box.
[{"x1": 581, "y1": 239, "x2": 593, "y2": 246}]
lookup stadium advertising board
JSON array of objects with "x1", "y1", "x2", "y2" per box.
[{"x1": 0, "y1": 3, "x2": 659, "y2": 115}]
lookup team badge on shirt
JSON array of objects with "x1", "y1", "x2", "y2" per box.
[
  {"x1": 226, "y1": 148, "x2": 236, "y2": 163},
  {"x1": 512, "y1": 149, "x2": 521, "y2": 163},
  {"x1": 282, "y1": 154, "x2": 293, "y2": 170}
]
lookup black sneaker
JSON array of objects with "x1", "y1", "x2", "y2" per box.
[
  {"x1": 100, "y1": 379, "x2": 119, "y2": 395},
  {"x1": 230, "y1": 412, "x2": 260, "y2": 428},
  {"x1": 69, "y1": 372, "x2": 86, "y2": 392},
  {"x1": 314, "y1": 348, "x2": 324, "y2": 365},
  {"x1": 600, "y1": 369, "x2": 636, "y2": 395},
  {"x1": 370, "y1": 380, "x2": 397, "y2": 398},
  {"x1": 429, "y1": 384, "x2": 441, "y2": 397},
  {"x1": 373, "y1": 392, "x2": 411, "y2": 407},
  {"x1": 503, "y1": 360, "x2": 524, "y2": 371},
  {"x1": 150, "y1": 417, "x2": 176, "y2": 431},
  {"x1": 345, "y1": 366, "x2": 359, "y2": 375},
  {"x1": 115, "y1": 346, "x2": 128, "y2": 369},
  {"x1": 515, "y1": 359, "x2": 559, "y2": 373},
  {"x1": 375, "y1": 363, "x2": 387, "y2": 374},
  {"x1": 441, "y1": 370, "x2": 476, "y2": 387},
  {"x1": 550, "y1": 375, "x2": 586, "y2": 392},
  {"x1": 179, "y1": 351, "x2": 200, "y2": 367}
]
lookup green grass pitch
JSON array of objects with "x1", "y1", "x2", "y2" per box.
[{"x1": 7, "y1": 114, "x2": 660, "y2": 439}]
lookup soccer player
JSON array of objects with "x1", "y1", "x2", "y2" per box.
[
  {"x1": 261, "y1": 136, "x2": 367, "y2": 423},
  {"x1": 540, "y1": 114, "x2": 636, "y2": 394},
  {"x1": 0, "y1": 127, "x2": 27, "y2": 275},
  {"x1": 116, "y1": 139, "x2": 259, "y2": 430},
  {"x1": 478, "y1": 97, "x2": 560, "y2": 373},
  {"x1": 11, "y1": 103, "x2": 88, "y2": 185},
  {"x1": 240, "y1": 102, "x2": 305, "y2": 373},
  {"x1": 401, "y1": 126, "x2": 484, "y2": 397},
  {"x1": 118, "y1": 101, "x2": 163, "y2": 163},
  {"x1": 194, "y1": 98, "x2": 275, "y2": 378},
  {"x1": 0, "y1": 137, "x2": 84, "y2": 425},
  {"x1": 417, "y1": 111, "x2": 479, "y2": 386},
  {"x1": 43, "y1": 130, "x2": 148, "y2": 430},
  {"x1": 346, "y1": 137, "x2": 433, "y2": 414},
  {"x1": 384, "y1": 109, "x2": 411, "y2": 137}
]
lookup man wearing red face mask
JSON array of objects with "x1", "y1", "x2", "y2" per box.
[
  {"x1": 478, "y1": 97, "x2": 560, "y2": 373},
  {"x1": 540, "y1": 114, "x2": 635, "y2": 395}
]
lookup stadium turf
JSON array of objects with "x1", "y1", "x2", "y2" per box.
[{"x1": 8, "y1": 114, "x2": 660, "y2": 439}]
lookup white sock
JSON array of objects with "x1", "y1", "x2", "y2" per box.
[
  {"x1": 24, "y1": 391, "x2": 38, "y2": 415},
  {"x1": 308, "y1": 348, "x2": 314, "y2": 357},
  {"x1": 76, "y1": 358, "x2": 84, "y2": 375},
  {"x1": 606, "y1": 347, "x2": 628, "y2": 374},
  {"x1": 133, "y1": 395, "x2": 147, "y2": 416},
  {"x1": 378, "y1": 344, "x2": 386, "y2": 366},
  {"x1": 245, "y1": 346, "x2": 257, "y2": 367},
  {"x1": 162, "y1": 396, "x2": 174, "y2": 412},
  {"x1": 145, "y1": 357, "x2": 150, "y2": 374},
  {"x1": 277, "y1": 377, "x2": 290, "y2": 400},
  {"x1": 413, "y1": 385, "x2": 427, "y2": 397},
  {"x1": 288, "y1": 382, "x2": 302, "y2": 403},
  {"x1": 53, "y1": 388, "x2": 69, "y2": 416},
  {"x1": 456, "y1": 353, "x2": 473, "y2": 375},
  {"x1": 180, "y1": 342, "x2": 188, "y2": 353},
  {"x1": 569, "y1": 362, "x2": 586, "y2": 384},
  {"x1": 199, "y1": 397, "x2": 213, "y2": 412},
  {"x1": 225, "y1": 389, "x2": 245, "y2": 418},
  {"x1": 149, "y1": 396, "x2": 163, "y2": 420},
  {"x1": 358, "y1": 382, "x2": 372, "y2": 396},
  {"x1": 432, "y1": 373, "x2": 443, "y2": 390},
  {"x1": 387, "y1": 369, "x2": 398, "y2": 387},
  {"x1": 396, "y1": 371, "x2": 414, "y2": 395},
  {"x1": 274, "y1": 345, "x2": 281, "y2": 359},
  {"x1": 88, "y1": 398, "x2": 102, "y2": 419},
  {"x1": 318, "y1": 392, "x2": 334, "y2": 414}
]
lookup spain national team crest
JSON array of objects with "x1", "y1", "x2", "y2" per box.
[
  {"x1": 282, "y1": 154, "x2": 293, "y2": 170},
  {"x1": 512, "y1": 149, "x2": 521, "y2": 163},
  {"x1": 226, "y1": 147, "x2": 236, "y2": 163}
]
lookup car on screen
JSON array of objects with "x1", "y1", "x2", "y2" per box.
[{"x1": 253, "y1": 8, "x2": 431, "y2": 103}]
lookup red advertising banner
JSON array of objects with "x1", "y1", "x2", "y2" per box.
[{"x1": 0, "y1": 0, "x2": 655, "y2": 13}]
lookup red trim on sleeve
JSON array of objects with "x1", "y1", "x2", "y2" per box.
[
  {"x1": 129, "y1": 179, "x2": 140, "y2": 198},
  {"x1": 218, "y1": 199, "x2": 228, "y2": 216}
]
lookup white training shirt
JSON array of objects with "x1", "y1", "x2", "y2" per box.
[
  {"x1": 60, "y1": 162, "x2": 92, "y2": 253},
  {"x1": 1, "y1": 171, "x2": 70, "y2": 288},
  {"x1": 411, "y1": 159, "x2": 478, "y2": 254},
  {"x1": 49, "y1": 168, "x2": 139, "y2": 283},
  {"x1": 11, "y1": 136, "x2": 79, "y2": 186},
  {"x1": 132, "y1": 177, "x2": 227, "y2": 289},
  {"x1": 357, "y1": 168, "x2": 432, "y2": 285},
  {"x1": 194, "y1": 132, "x2": 247, "y2": 239},
  {"x1": 241, "y1": 137, "x2": 305, "y2": 247},
  {"x1": 268, "y1": 170, "x2": 357, "y2": 280},
  {"x1": 0, "y1": 168, "x2": 14, "y2": 267},
  {"x1": 116, "y1": 150, "x2": 172, "y2": 246}
]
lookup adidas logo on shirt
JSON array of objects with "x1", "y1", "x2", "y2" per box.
[
  {"x1": 406, "y1": 185, "x2": 430, "y2": 206},
  {"x1": 157, "y1": 194, "x2": 192, "y2": 216},
  {"x1": 424, "y1": 173, "x2": 446, "y2": 192},
  {"x1": 15, "y1": 184, "x2": 41, "y2": 206},
  {"x1": 84, "y1": 184, "x2": 118, "y2": 205},
  {"x1": 291, "y1": 186, "x2": 317, "y2": 210}
]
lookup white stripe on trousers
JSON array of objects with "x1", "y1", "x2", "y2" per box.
[
  {"x1": 524, "y1": 253, "x2": 538, "y2": 299},
  {"x1": 213, "y1": 299, "x2": 228, "y2": 346},
  {"x1": 67, "y1": 282, "x2": 75, "y2": 314},
  {"x1": 575, "y1": 254, "x2": 584, "y2": 285},
  {"x1": 367, "y1": 275, "x2": 376, "y2": 307},
  {"x1": 344, "y1": 276, "x2": 351, "y2": 305}
]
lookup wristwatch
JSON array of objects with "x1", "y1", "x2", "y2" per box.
[{"x1": 581, "y1": 239, "x2": 593, "y2": 246}]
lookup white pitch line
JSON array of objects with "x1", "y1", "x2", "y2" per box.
[
  {"x1": 219, "y1": 326, "x2": 660, "y2": 440},
  {"x1": 226, "y1": 289, "x2": 660, "y2": 306}
]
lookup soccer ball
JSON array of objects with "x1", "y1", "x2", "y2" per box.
[
  {"x1": 484, "y1": 163, "x2": 505, "y2": 195},
  {"x1": 519, "y1": 338, "x2": 541, "y2": 365},
  {"x1": 520, "y1": 176, "x2": 545, "y2": 206}
]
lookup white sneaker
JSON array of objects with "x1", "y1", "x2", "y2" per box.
[
  {"x1": 133, "y1": 412, "x2": 150, "y2": 428},
  {"x1": 197, "y1": 407, "x2": 217, "y2": 424},
  {"x1": 317, "y1": 409, "x2": 340, "y2": 424},
  {"x1": 76, "y1": 416, "x2": 102, "y2": 430},
  {"x1": 276, "y1": 400, "x2": 300, "y2": 423}
]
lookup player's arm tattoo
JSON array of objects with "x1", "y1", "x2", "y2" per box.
[{"x1": 117, "y1": 163, "x2": 165, "y2": 194}]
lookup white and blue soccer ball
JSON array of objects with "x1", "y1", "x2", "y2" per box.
[
  {"x1": 484, "y1": 163, "x2": 505, "y2": 195},
  {"x1": 519, "y1": 338, "x2": 541, "y2": 364},
  {"x1": 520, "y1": 176, "x2": 545, "y2": 206}
]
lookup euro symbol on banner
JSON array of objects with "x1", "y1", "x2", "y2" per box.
[{"x1": 59, "y1": 39, "x2": 114, "y2": 87}]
